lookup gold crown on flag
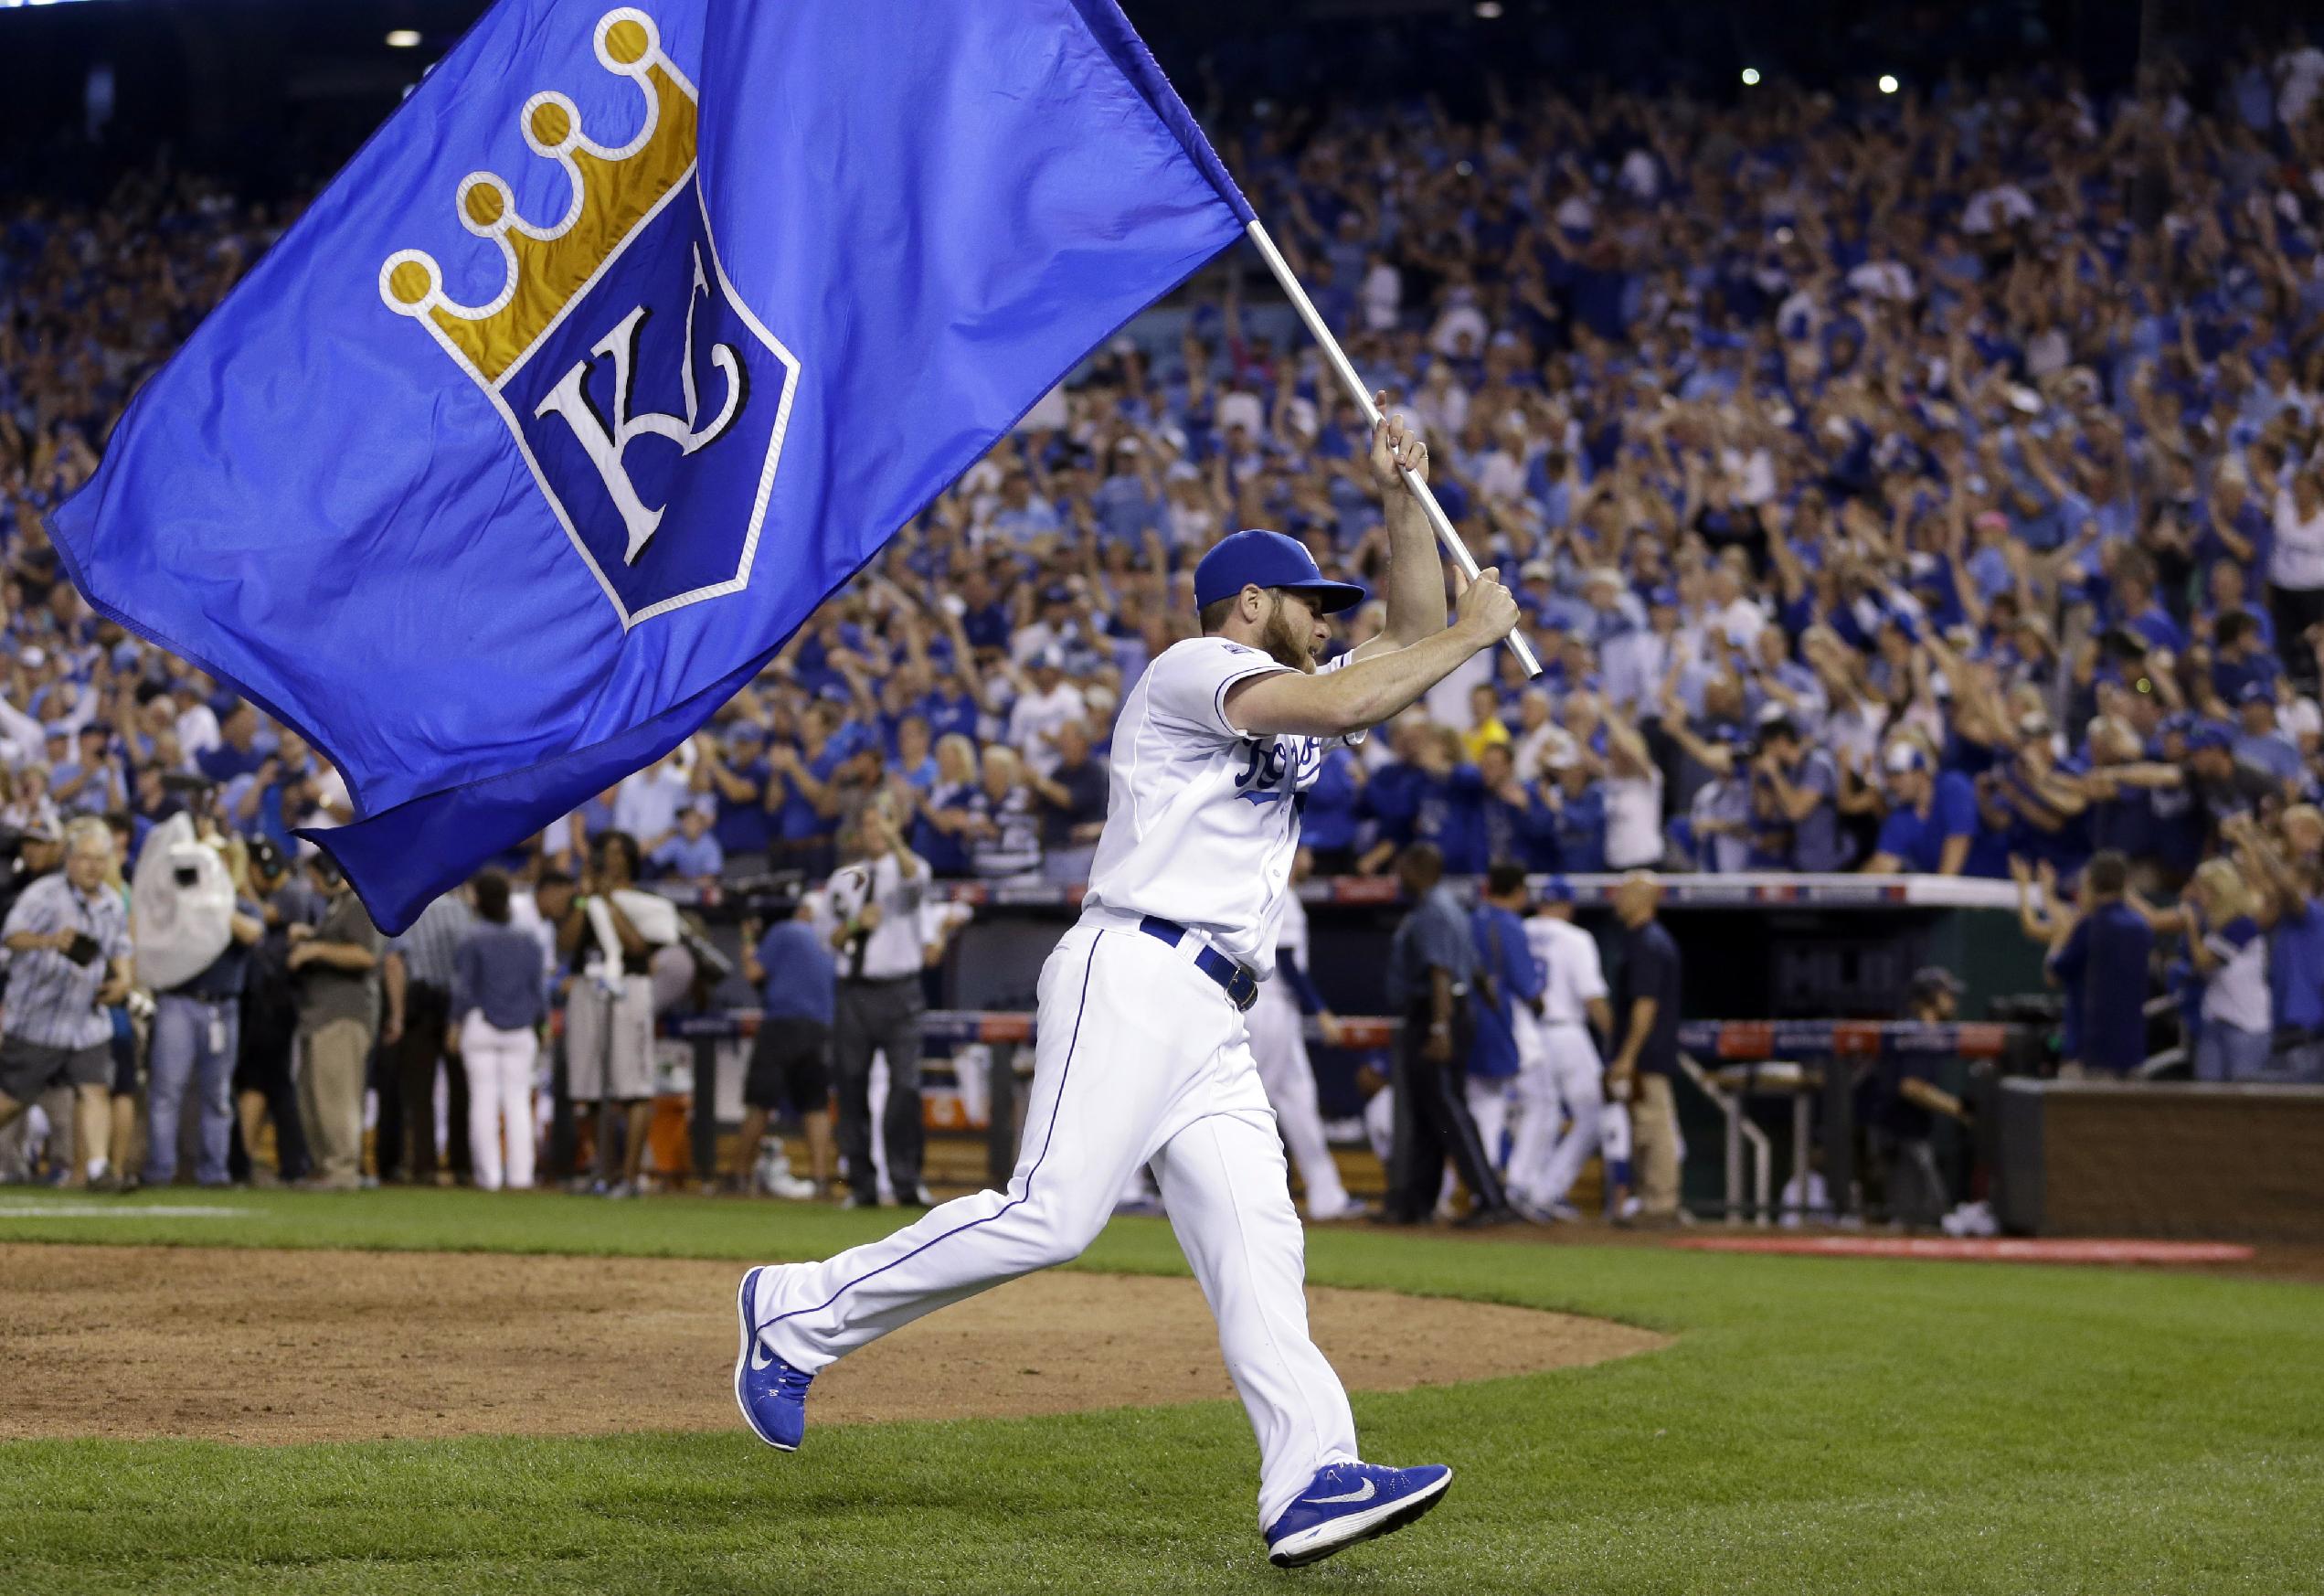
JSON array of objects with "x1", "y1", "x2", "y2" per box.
[{"x1": 378, "y1": 8, "x2": 697, "y2": 386}]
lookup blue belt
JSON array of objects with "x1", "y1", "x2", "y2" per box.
[{"x1": 1138, "y1": 916, "x2": 1259, "y2": 1012}]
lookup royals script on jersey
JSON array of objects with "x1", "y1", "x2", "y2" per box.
[{"x1": 1083, "y1": 636, "x2": 1359, "y2": 979}]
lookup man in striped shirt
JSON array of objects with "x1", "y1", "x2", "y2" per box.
[
  {"x1": 0, "y1": 817, "x2": 133, "y2": 1186},
  {"x1": 381, "y1": 890, "x2": 477, "y2": 1185}
]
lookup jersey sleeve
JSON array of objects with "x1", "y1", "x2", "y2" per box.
[
  {"x1": 1276, "y1": 950, "x2": 1328, "y2": 1016},
  {"x1": 1146, "y1": 638, "x2": 1293, "y2": 744}
]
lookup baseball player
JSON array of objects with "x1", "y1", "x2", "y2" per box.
[
  {"x1": 736, "y1": 404, "x2": 1520, "y2": 1569},
  {"x1": 1244, "y1": 846, "x2": 1361, "y2": 1222},
  {"x1": 1507, "y1": 878, "x2": 1613, "y2": 1221}
]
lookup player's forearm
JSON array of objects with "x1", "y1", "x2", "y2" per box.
[
  {"x1": 1376, "y1": 491, "x2": 1446, "y2": 646},
  {"x1": 1236, "y1": 623, "x2": 1488, "y2": 739}
]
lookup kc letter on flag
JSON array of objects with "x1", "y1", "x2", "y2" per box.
[{"x1": 50, "y1": 0, "x2": 1251, "y2": 931}]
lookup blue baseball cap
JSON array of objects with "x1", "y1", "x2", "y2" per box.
[
  {"x1": 2186, "y1": 720, "x2": 2234, "y2": 754},
  {"x1": 1194, "y1": 529, "x2": 1367, "y2": 615},
  {"x1": 1539, "y1": 876, "x2": 1576, "y2": 904}
]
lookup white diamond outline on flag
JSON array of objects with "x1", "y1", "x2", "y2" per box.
[
  {"x1": 493, "y1": 174, "x2": 800, "y2": 630},
  {"x1": 375, "y1": 32, "x2": 801, "y2": 632}
]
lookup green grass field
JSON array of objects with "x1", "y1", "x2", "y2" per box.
[{"x1": 3, "y1": 1188, "x2": 2320, "y2": 1594}]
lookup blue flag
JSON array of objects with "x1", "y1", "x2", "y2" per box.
[{"x1": 50, "y1": 0, "x2": 1249, "y2": 931}]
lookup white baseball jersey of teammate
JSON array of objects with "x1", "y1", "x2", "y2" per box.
[
  {"x1": 1525, "y1": 914, "x2": 1609, "y2": 1027},
  {"x1": 1510, "y1": 912, "x2": 1610, "y2": 1211},
  {"x1": 1083, "y1": 636, "x2": 1359, "y2": 978},
  {"x1": 748, "y1": 633, "x2": 1374, "y2": 1536}
]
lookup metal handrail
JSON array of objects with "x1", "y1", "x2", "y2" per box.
[{"x1": 1677, "y1": 1049, "x2": 1770, "y2": 1225}]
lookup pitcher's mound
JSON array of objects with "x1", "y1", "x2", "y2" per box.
[{"x1": 1, "y1": 1243, "x2": 1666, "y2": 1445}]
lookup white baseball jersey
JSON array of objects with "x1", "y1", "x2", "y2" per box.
[
  {"x1": 825, "y1": 853, "x2": 930, "y2": 981},
  {"x1": 1082, "y1": 636, "x2": 1357, "y2": 979},
  {"x1": 1523, "y1": 913, "x2": 1608, "y2": 1025}
]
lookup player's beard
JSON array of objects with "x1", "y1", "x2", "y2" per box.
[{"x1": 1260, "y1": 593, "x2": 1318, "y2": 673}]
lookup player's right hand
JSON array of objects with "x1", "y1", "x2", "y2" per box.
[{"x1": 1452, "y1": 565, "x2": 1520, "y2": 646}]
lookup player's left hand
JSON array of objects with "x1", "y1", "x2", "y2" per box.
[{"x1": 1368, "y1": 390, "x2": 1427, "y2": 492}]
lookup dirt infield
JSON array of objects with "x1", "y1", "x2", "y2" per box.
[{"x1": 0, "y1": 1244, "x2": 1666, "y2": 1444}]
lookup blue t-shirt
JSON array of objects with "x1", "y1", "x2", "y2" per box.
[
  {"x1": 1996, "y1": 756, "x2": 2094, "y2": 876},
  {"x1": 755, "y1": 919, "x2": 836, "y2": 1026},
  {"x1": 650, "y1": 832, "x2": 725, "y2": 879},
  {"x1": 2269, "y1": 899, "x2": 2324, "y2": 1036},
  {"x1": 1873, "y1": 771, "x2": 1979, "y2": 872},
  {"x1": 1550, "y1": 784, "x2": 1608, "y2": 874},
  {"x1": 711, "y1": 758, "x2": 771, "y2": 857},
  {"x1": 195, "y1": 741, "x2": 270, "y2": 785},
  {"x1": 772, "y1": 743, "x2": 848, "y2": 842},
  {"x1": 913, "y1": 781, "x2": 978, "y2": 877},
  {"x1": 1300, "y1": 748, "x2": 1362, "y2": 852},
  {"x1": 2047, "y1": 901, "x2": 2153, "y2": 1073},
  {"x1": 2086, "y1": 784, "x2": 2157, "y2": 863}
]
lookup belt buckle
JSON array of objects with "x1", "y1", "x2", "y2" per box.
[{"x1": 1227, "y1": 967, "x2": 1258, "y2": 1012}]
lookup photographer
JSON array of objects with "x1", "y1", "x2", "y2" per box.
[
  {"x1": 229, "y1": 837, "x2": 314, "y2": 1186},
  {"x1": 0, "y1": 817, "x2": 133, "y2": 1187},
  {"x1": 0, "y1": 817, "x2": 64, "y2": 927},
  {"x1": 143, "y1": 831, "x2": 264, "y2": 1188}
]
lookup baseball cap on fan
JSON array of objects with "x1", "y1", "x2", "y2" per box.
[{"x1": 1194, "y1": 529, "x2": 1366, "y2": 615}]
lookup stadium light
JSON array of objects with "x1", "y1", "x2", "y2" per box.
[
  {"x1": 386, "y1": 29, "x2": 421, "y2": 48},
  {"x1": 1473, "y1": 1, "x2": 1503, "y2": 16},
  {"x1": 1741, "y1": 67, "x2": 1761, "y2": 86},
  {"x1": 1877, "y1": 73, "x2": 1899, "y2": 94}
]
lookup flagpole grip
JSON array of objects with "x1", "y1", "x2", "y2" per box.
[{"x1": 1242, "y1": 219, "x2": 1542, "y2": 680}]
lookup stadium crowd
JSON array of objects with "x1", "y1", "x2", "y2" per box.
[{"x1": 6, "y1": 35, "x2": 2324, "y2": 1191}]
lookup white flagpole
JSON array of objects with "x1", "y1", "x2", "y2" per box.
[{"x1": 1242, "y1": 219, "x2": 1543, "y2": 679}]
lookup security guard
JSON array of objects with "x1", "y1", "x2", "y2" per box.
[{"x1": 1381, "y1": 844, "x2": 1515, "y2": 1227}]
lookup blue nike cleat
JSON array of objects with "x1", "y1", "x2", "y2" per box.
[
  {"x1": 1264, "y1": 1461, "x2": 1454, "y2": 1569},
  {"x1": 733, "y1": 1266, "x2": 813, "y2": 1451}
]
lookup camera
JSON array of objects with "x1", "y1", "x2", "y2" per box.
[{"x1": 168, "y1": 840, "x2": 216, "y2": 890}]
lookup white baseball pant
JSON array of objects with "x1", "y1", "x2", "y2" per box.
[
  {"x1": 1438, "y1": 1076, "x2": 1513, "y2": 1208},
  {"x1": 752, "y1": 918, "x2": 1359, "y2": 1530},
  {"x1": 1364, "y1": 1083, "x2": 1394, "y2": 1163},
  {"x1": 459, "y1": 1013, "x2": 538, "y2": 1192},
  {"x1": 1244, "y1": 991, "x2": 1353, "y2": 1218},
  {"x1": 1509, "y1": 1023, "x2": 1603, "y2": 1209}
]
